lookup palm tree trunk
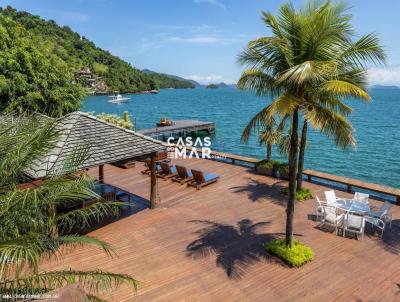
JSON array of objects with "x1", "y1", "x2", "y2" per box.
[
  {"x1": 285, "y1": 108, "x2": 299, "y2": 248},
  {"x1": 267, "y1": 143, "x2": 272, "y2": 161},
  {"x1": 297, "y1": 120, "x2": 308, "y2": 190}
]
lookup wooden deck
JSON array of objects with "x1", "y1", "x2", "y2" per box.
[{"x1": 41, "y1": 158, "x2": 400, "y2": 301}]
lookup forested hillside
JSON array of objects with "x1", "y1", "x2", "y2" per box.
[{"x1": 0, "y1": 6, "x2": 193, "y2": 116}]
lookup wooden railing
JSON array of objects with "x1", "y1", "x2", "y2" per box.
[
  {"x1": 303, "y1": 169, "x2": 400, "y2": 204},
  {"x1": 160, "y1": 146, "x2": 400, "y2": 203}
]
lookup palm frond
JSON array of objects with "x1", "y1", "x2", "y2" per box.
[
  {"x1": 2, "y1": 269, "x2": 139, "y2": 299},
  {"x1": 321, "y1": 80, "x2": 370, "y2": 101}
]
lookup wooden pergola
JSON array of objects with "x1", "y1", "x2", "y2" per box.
[{"x1": 24, "y1": 111, "x2": 166, "y2": 208}]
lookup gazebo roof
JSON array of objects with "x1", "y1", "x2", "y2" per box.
[{"x1": 25, "y1": 111, "x2": 165, "y2": 179}]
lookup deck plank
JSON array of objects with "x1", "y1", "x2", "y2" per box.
[{"x1": 40, "y1": 158, "x2": 400, "y2": 301}]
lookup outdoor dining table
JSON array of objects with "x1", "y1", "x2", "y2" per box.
[{"x1": 334, "y1": 199, "x2": 370, "y2": 215}]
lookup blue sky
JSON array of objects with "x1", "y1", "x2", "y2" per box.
[{"x1": 2, "y1": 0, "x2": 400, "y2": 85}]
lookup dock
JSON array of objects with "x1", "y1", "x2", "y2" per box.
[{"x1": 138, "y1": 120, "x2": 215, "y2": 138}]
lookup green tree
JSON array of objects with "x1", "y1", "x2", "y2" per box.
[
  {"x1": 238, "y1": 1, "x2": 385, "y2": 247},
  {"x1": 242, "y1": 114, "x2": 288, "y2": 161},
  {"x1": 0, "y1": 114, "x2": 138, "y2": 300},
  {"x1": 0, "y1": 14, "x2": 85, "y2": 117}
]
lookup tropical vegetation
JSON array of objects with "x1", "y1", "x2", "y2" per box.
[
  {"x1": 238, "y1": 1, "x2": 385, "y2": 247},
  {"x1": 0, "y1": 6, "x2": 194, "y2": 117},
  {"x1": 96, "y1": 111, "x2": 134, "y2": 130},
  {"x1": 281, "y1": 187, "x2": 313, "y2": 202},
  {"x1": 265, "y1": 239, "x2": 314, "y2": 267},
  {"x1": 0, "y1": 114, "x2": 138, "y2": 300}
]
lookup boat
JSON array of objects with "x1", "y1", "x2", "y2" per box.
[{"x1": 108, "y1": 93, "x2": 131, "y2": 103}]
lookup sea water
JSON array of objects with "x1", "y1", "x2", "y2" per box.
[{"x1": 83, "y1": 87, "x2": 400, "y2": 188}]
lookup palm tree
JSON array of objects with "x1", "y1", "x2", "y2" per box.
[
  {"x1": 0, "y1": 114, "x2": 138, "y2": 300},
  {"x1": 238, "y1": 1, "x2": 385, "y2": 247},
  {"x1": 242, "y1": 114, "x2": 287, "y2": 161}
]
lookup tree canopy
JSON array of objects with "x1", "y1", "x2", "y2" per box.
[{"x1": 0, "y1": 6, "x2": 194, "y2": 117}]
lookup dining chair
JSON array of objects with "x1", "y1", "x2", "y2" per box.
[
  {"x1": 343, "y1": 213, "x2": 365, "y2": 240},
  {"x1": 320, "y1": 203, "x2": 344, "y2": 235},
  {"x1": 364, "y1": 216, "x2": 386, "y2": 238},
  {"x1": 354, "y1": 192, "x2": 369, "y2": 204},
  {"x1": 315, "y1": 195, "x2": 326, "y2": 221},
  {"x1": 325, "y1": 190, "x2": 338, "y2": 205},
  {"x1": 369, "y1": 201, "x2": 393, "y2": 229}
]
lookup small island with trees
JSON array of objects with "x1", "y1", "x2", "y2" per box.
[{"x1": 206, "y1": 84, "x2": 219, "y2": 89}]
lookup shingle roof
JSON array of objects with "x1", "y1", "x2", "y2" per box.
[{"x1": 25, "y1": 111, "x2": 165, "y2": 179}]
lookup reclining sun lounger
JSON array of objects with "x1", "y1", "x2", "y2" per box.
[
  {"x1": 187, "y1": 169, "x2": 219, "y2": 190},
  {"x1": 157, "y1": 162, "x2": 178, "y2": 180},
  {"x1": 141, "y1": 159, "x2": 162, "y2": 175},
  {"x1": 172, "y1": 165, "x2": 194, "y2": 184}
]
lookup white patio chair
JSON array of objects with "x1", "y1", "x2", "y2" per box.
[
  {"x1": 315, "y1": 195, "x2": 326, "y2": 221},
  {"x1": 364, "y1": 216, "x2": 385, "y2": 238},
  {"x1": 369, "y1": 201, "x2": 393, "y2": 229},
  {"x1": 354, "y1": 192, "x2": 369, "y2": 204},
  {"x1": 343, "y1": 213, "x2": 365, "y2": 240},
  {"x1": 320, "y1": 204, "x2": 344, "y2": 235},
  {"x1": 325, "y1": 190, "x2": 339, "y2": 205}
]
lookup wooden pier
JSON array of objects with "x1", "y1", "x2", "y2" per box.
[{"x1": 138, "y1": 120, "x2": 215, "y2": 138}]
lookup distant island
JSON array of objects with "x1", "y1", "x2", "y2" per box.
[
  {"x1": 141, "y1": 69, "x2": 196, "y2": 89},
  {"x1": 371, "y1": 85, "x2": 400, "y2": 90},
  {"x1": 205, "y1": 82, "x2": 236, "y2": 89}
]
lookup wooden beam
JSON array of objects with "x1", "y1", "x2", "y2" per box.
[
  {"x1": 99, "y1": 165, "x2": 104, "y2": 183},
  {"x1": 150, "y1": 153, "x2": 157, "y2": 209}
]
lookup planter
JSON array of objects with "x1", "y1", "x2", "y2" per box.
[
  {"x1": 256, "y1": 166, "x2": 275, "y2": 176},
  {"x1": 278, "y1": 172, "x2": 289, "y2": 180}
]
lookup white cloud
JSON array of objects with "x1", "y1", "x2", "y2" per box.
[
  {"x1": 368, "y1": 66, "x2": 400, "y2": 86},
  {"x1": 185, "y1": 74, "x2": 235, "y2": 85},
  {"x1": 193, "y1": 0, "x2": 226, "y2": 11}
]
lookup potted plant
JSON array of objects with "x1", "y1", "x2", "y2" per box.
[
  {"x1": 256, "y1": 160, "x2": 280, "y2": 176},
  {"x1": 276, "y1": 163, "x2": 289, "y2": 180}
]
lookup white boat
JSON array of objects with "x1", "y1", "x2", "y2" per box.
[{"x1": 108, "y1": 94, "x2": 131, "y2": 103}]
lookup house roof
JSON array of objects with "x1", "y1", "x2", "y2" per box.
[{"x1": 24, "y1": 111, "x2": 165, "y2": 179}]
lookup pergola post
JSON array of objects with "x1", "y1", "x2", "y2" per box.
[
  {"x1": 150, "y1": 152, "x2": 157, "y2": 209},
  {"x1": 49, "y1": 204, "x2": 58, "y2": 239},
  {"x1": 99, "y1": 165, "x2": 104, "y2": 183}
]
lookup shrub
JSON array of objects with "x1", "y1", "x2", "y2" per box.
[
  {"x1": 281, "y1": 187, "x2": 313, "y2": 202},
  {"x1": 277, "y1": 162, "x2": 289, "y2": 174},
  {"x1": 96, "y1": 111, "x2": 134, "y2": 130},
  {"x1": 256, "y1": 159, "x2": 280, "y2": 171},
  {"x1": 265, "y1": 239, "x2": 314, "y2": 267}
]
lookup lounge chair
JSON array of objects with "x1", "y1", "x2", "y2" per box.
[
  {"x1": 157, "y1": 162, "x2": 178, "y2": 180},
  {"x1": 171, "y1": 165, "x2": 194, "y2": 184},
  {"x1": 141, "y1": 159, "x2": 161, "y2": 175},
  {"x1": 343, "y1": 213, "x2": 365, "y2": 240},
  {"x1": 354, "y1": 192, "x2": 369, "y2": 204},
  {"x1": 187, "y1": 169, "x2": 219, "y2": 190}
]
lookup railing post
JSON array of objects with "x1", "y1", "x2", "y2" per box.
[{"x1": 347, "y1": 184, "x2": 352, "y2": 193}]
